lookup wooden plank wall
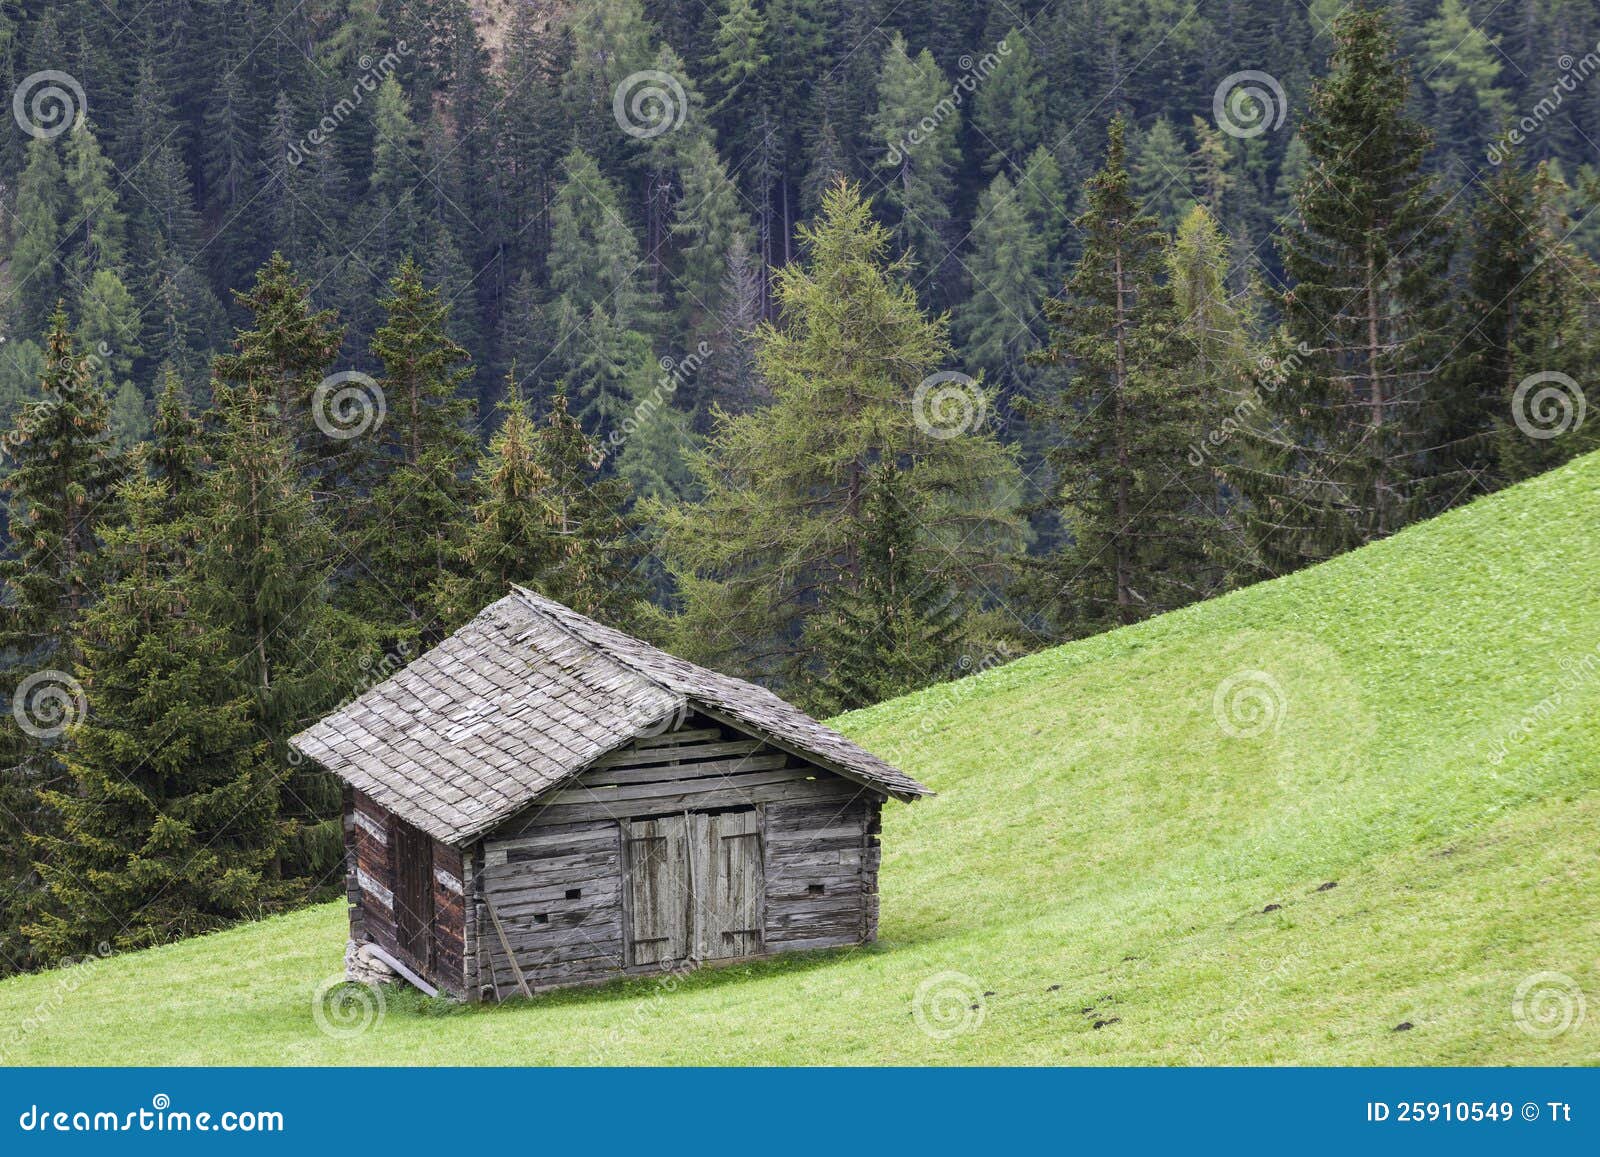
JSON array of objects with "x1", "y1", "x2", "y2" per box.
[
  {"x1": 468, "y1": 714, "x2": 888, "y2": 997},
  {"x1": 348, "y1": 789, "x2": 467, "y2": 997},
  {"x1": 763, "y1": 793, "x2": 882, "y2": 952}
]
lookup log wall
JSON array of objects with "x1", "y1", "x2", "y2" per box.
[
  {"x1": 467, "y1": 715, "x2": 885, "y2": 998},
  {"x1": 347, "y1": 788, "x2": 467, "y2": 997}
]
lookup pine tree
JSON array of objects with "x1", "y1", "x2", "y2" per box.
[
  {"x1": 345, "y1": 258, "x2": 477, "y2": 645},
  {"x1": 808, "y1": 461, "x2": 962, "y2": 713},
  {"x1": 29, "y1": 471, "x2": 289, "y2": 957},
  {"x1": 1226, "y1": 8, "x2": 1454, "y2": 572},
  {"x1": 1027, "y1": 117, "x2": 1221, "y2": 633},
  {"x1": 653, "y1": 181, "x2": 1021, "y2": 695}
]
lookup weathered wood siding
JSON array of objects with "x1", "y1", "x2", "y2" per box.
[
  {"x1": 467, "y1": 715, "x2": 886, "y2": 998},
  {"x1": 347, "y1": 789, "x2": 467, "y2": 996}
]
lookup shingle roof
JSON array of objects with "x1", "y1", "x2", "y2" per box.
[{"x1": 289, "y1": 588, "x2": 929, "y2": 845}]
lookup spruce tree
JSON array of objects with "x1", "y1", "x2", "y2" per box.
[
  {"x1": 534, "y1": 384, "x2": 649, "y2": 627},
  {"x1": 1226, "y1": 8, "x2": 1454, "y2": 572},
  {"x1": 0, "y1": 309, "x2": 118, "y2": 968},
  {"x1": 437, "y1": 375, "x2": 559, "y2": 626},
  {"x1": 30, "y1": 471, "x2": 289, "y2": 957},
  {"x1": 1460, "y1": 163, "x2": 1600, "y2": 485},
  {"x1": 0, "y1": 309, "x2": 118, "y2": 667},
  {"x1": 196, "y1": 289, "x2": 346, "y2": 893},
  {"x1": 1027, "y1": 117, "x2": 1222, "y2": 633},
  {"x1": 808, "y1": 461, "x2": 962, "y2": 713},
  {"x1": 346, "y1": 258, "x2": 477, "y2": 645},
  {"x1": 211, "y1": 254, "x2": 346, "y2": 486}
]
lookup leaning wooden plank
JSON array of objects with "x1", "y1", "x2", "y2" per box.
[
  {"x1": 360, "y1": 941, "x2": 439, "y2": 997},
  {"x1": 481, "y1": 891, "x2": 533, "y2": 998}
]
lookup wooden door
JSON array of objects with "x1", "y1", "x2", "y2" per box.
[
  {"x1": 692, "y1": 809, "x2": 764, "y2": 960},
  {"x1": 624, "y1": 815, "x2": 691, "y2": 966},
  {"x1": 625, "y1": 809, "x2": 765, "y2": 966},
  {"x1": 392, "y1": 819, "x2": 434, "y2": 968}
]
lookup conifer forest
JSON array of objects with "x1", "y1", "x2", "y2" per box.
[{"x1": 0, "y1": 0, "x2": 1596, "y2": 973}]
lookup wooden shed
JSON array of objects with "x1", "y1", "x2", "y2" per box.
[{"x1": 289, "y1": 587, "x2": 930, "y2": 1000}]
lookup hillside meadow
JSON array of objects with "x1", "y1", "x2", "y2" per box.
[{"x1": 2, "y1": 454, "x2": 1597, "y2": 1065}]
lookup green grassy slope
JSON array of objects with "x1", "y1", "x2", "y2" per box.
[{"x1": 3, "y1": 455, "x2": 1598, "y2": 1066}]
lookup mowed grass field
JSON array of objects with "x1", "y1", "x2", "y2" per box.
[{"x1": 2, "y1": 455, "x2": 1598, "y2": 1065}]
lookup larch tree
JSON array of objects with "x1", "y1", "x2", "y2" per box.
[
  {"x1": 870, "y1": 34, "x2": 960, "y2": 300},
  {"x1": 653, "y1": 181, "x2": 1020, "y2": 698}
]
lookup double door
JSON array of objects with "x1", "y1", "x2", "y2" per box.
[{"x1": 624, "y1": 807, "x2": 763, "y2": 966}]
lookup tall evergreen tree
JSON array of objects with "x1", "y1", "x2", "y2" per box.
[
  {"x1": 437, "y1": 375, "x2": 558, "y2": 627},
  {"x1": 1226, "y1": 8, "x2": 1454, "y2": 573},
  {"x1": 870, "y1": 34, "x2": 959, "y2": 299},
  {"x1": 345, "y1": 258, "x2": 477, "y2": 645},
  {"x1": 533, "y1": 383, "x2": 649, "y2": 627},
  {"x1": 807, "y1": 461, "x2": 962, "y2": 713},
  {"x1": 30, "y1": 470, "x2": 289, "y2": 957},
  {"x1": 196, "y1": 283, "x2": 346, "y2": 892},
  {"x1": 1027, "y1": 117, "x2": 1222, "y2": 633}
]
